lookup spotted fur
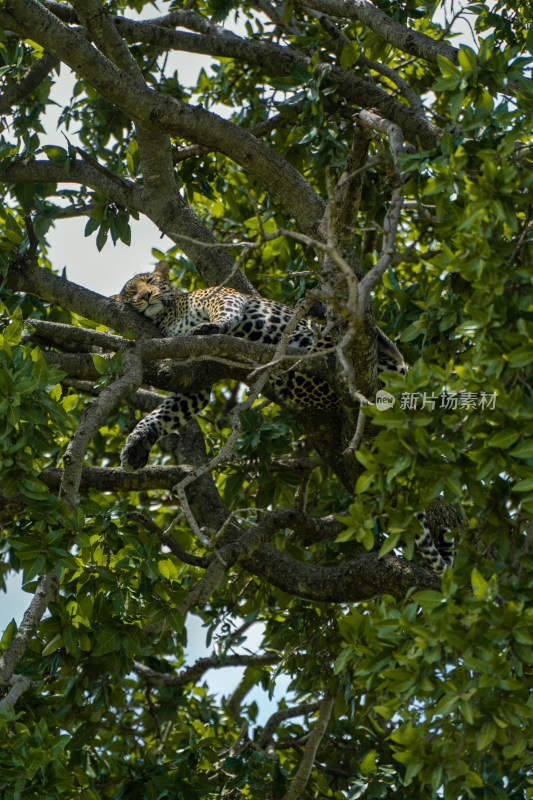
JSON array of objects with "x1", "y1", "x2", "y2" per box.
[
  {"x1": 414, "y1": 512, "x2": 454, "y2": 574},
  {"x1": 114, "y1": 262, "x2": 407, "y2": 471}
]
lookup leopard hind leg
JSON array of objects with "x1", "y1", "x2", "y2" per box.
[
  {"x1": 121, "y1": 390, "x2": 210, "y2": 471},
  {"x1": 270, "y1": 371, "x2": 340, "y2": 410},
  {"x1": 414, "y1": 512, "x2": 454, "y2": 575}
]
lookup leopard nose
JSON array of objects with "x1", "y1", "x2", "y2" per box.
[{"x1": 135, "y1": 289, "x2": 152, "y2": 302}]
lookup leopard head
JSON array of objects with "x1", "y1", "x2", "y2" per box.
[{"x1": 112, "y1": 261, "x2": 172, "y2": 319}]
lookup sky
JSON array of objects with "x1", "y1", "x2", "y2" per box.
[{"x1": 2, "y1": 0, "x2": 478, "y2": 721}]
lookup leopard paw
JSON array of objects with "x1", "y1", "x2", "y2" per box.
[
  {"x1": 120, "y1": 431, "x2": 157, "y2": 471},
  {"x1": 191, "y1": 323, "x2": 224, "y2": 335}
]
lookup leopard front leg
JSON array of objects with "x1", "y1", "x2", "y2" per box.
[
  {"x1": 121, "y1": 390, "x2": 210, "y2": 471},
  {"x1": 189, "y1": 291, "x2": 248, "y2": 336},
  {"x1": 190, "y1": 322, "x2": 229, "y2": 336}
]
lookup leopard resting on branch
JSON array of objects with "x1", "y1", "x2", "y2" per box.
[{"x1": 112, "y1": 261, "x2": 452, "y2": 574}]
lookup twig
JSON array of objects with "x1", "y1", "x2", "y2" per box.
[
  {"x1": 126, "y1": 512, "x2": 208, "y2": 567},
  {"x1": 0, "y1": 53, "x2": 59, "y2": 113},
  {"x1": 133, "y1": 652, "x2": 279, "y2": 687},
  {"x1": 343, "y1": 406, "x2": 366, "y2": 456}
]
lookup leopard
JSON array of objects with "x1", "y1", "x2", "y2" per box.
[
  {"x1": 112, "y1": 262, "x2": 454, "y2": 575},
  {"x1": 113, "y1": 261, "x2": 407, "y2": 473}
]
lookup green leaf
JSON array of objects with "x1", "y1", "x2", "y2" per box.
[
  {"x1": 92, "y1": 629, "x2": 122, "y2": 657},
  {"x1": 92, "y1": 354, "x2": 109, "y2": 374},
  {"x1": 333, "y1": 647, "x2": 352, "y2": 674},
  {"x1": 42, "y1": 633, "x2": 62, "y2": 656},
  {"x1": 507, "y1": 346, "x2": 532, "y2": 368},
  {"x1": 512, "y1": 478, "x2": 533, "y2": 493},
  {"x1": 84, "y1": 216, "x2": 100, "y2": 237},
  {"x1": 458, "y1": 46, "x2": 477, "y2": 72},
  {"x1": 412, "y1": 591, "x2": 445, "y2": 608},
  {"x1": 510, "y1": 442, "x2": 533, "y2": 458},
  {"x1": 373, "y1": 705, "x2": 393, "y2": 719},
  {"x1": 61, "y1": 393, "x2": 79, "y2": 412},
  {"x1": 471, "y1": 567, "x2": 488, "y2": 597},
  {"x1": 437, "y1": 54, "x2": 462, "y2": 78},
  {"x1": 41, "y1": 145, "x2": 68, "y2": 163},
  {"x1": 158, "y1": 558, "x2": 179, "y2": 580},
  {"x1": 96, "y1": 224, "x2": 108, "y2": 252},
  {"x1": 486, "y1": 430, "x2": 519, "y2": 449},
  {"x1": 476, "y1": 721, "x2": 497, "y2": 750},
  {"x1": 0, "y1": 619, "x2": 17, "y2": 652},
  {"x1": 340, "y1": 42, "x2": 360, "y2": 70},
  {"x1": 355, "y1": 472, "x2": 374, "y2": 493},
  {"x1": 360, "y1": 749, "x2": 377, "y2": 775}
]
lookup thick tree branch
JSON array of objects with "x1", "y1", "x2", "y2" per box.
[
  {"x1": 6, "y1": 258, "x2": 159, "y2": 338},
  {"x1": 69, "y1": 0, "x2": 193, "y2": 256},
  {"x1": 70, "y1": 0, "x2": 143, "y2": 79},
  {"x1": 295, "y1": 0, "x2": 459, "y2": 65},
  {"x1": 39, "y1": 465, "x2": 188, "y2": 492},
  {"x1": 165, "y1": 424, "x2": 442, "y2": 602},
  {"x1": 27, "y1": 318, "x2": 129, "y2": 350},
  {"x1": 316, "y1": 12, "x2": 424, "y2": 110},
  {"x1": 38, "y1": 461, "x2": 442, "y2": 604},
  {"x1": 107, "y1": 18, "x2": 441, "y2": 148},
  {"x1": 1, "y1": 0, "x2": 326, "y2": 236},
  {"x1": 1, "y1": 158, "x2": 142, "y2": 209},
  {"x1": 243, "y1": 547, "x2": 441, "y2": 601},
  {"x1": 35, "y1": 3, "x2": 438, "y2": 147},
  {"x1": 1, "y1": 160, "x2": 251, "y2": 292},
  {"x1": 0, "y1": 674, "x2": 35, "y2": 711}
]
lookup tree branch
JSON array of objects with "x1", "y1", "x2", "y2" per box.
[
  {"x1": 39, "y1": 465, "x2": 188, "y2": 492},
  {"x1": 1, "y1": 157, "x2": 142, "y2": 210},
  {"x1": 295, "y1": 0, "x2": 459, "y2": 65},
  {"x1": 257, "y1": 701, "x2": 323, "y2": 749},
  {"x1": 0, "y1": 571, "x2": 58, "y2": 702},
  {"x1": 133, "y1": 653, "x2": 279, "y2": 688},
  {"x1": 281, "y1": 689, "x2": 335, "y2": 800},
  {"x1": 6, "y1": 257, "x2": 159, "y2": 338},
  {"x1": 0, "y1": 52, "x2": 59, "y2": 113},
  {"x1": 69, "y1": 0, "x2": 143, "y2": 79},
  {"x1": 1, "y1": 0, "x2": 327, "y2": 236},
  {"x1": 108, "y1": 16, "x2": 441, "y2": 148},
  {"x1": 0, "y1": 674, "x2": 35, "y2": 711},
  {"x1": 60, "y1": 345, "x2": 143, "y2": 508}
]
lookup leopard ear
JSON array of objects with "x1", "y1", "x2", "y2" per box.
[{"x1": 154, "y1": 260, "x2": 170, "y2": 278}]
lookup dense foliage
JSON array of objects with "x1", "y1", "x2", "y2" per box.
[{"x1": 0, "y1": 1, "x2": 533, "y2": 798}]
